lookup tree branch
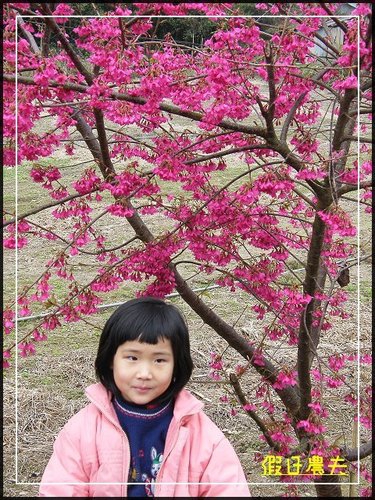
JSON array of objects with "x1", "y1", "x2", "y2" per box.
[
  {"x1": 3, "y1": 188, "x2": 100, "y2": 228},
  {"x1": 339, "y1": 135, "x2": 372, "y2": 144},
  {"x1": 17, "y1": 16, "x2": 41, "y2": 54},
  {"x1": 320, "y1": 3, "x2": 349, "y2": 33},
  {"x1": 92, "y1": 108, "x2": 116, "y2": 180},
  {"x1": 3, "y1": 74, "x2": 268, "y2": 138},
  {"x1": 341, "y1": 439, "x2": 373, "y2": 461},
  {"x1": 297, "y1": 208, "x2": 329, "y2": 420},
  {"x1": 280, "y1": 67, "x2": 333, "y2": 143},
  {"x1": 290, "y1": 15, "x2": 341, "y2": 57},
  {"x1": 118, "y1": 18, "x2": 126, "y2": 51},
  {"x1": 229, "y1": 372, "x2": 280, "y2": 451},
  {"x1": 184, "y1": 144, "x2": 269, "y2": 165},
  {"x1": 264, "y1": 43, "x2": 276, "y2": 128},
  {"x1": 171, "y1": 267, "x2": 301, "y2": 415},
  {"x1": 337, "y1": 180, "x2": 373, "y2": 196},
  {"x1": 37, "y1": 3, "x2": 94, "y2": 85}
]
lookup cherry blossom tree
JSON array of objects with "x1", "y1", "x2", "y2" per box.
[{"x1": 3, "y1": 2, "x2": 372, "y2": 496}]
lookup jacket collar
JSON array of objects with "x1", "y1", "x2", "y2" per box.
[
  {"x1": 85, "y1": 383, "x2": 203, "y2": 423},
  {"x1": 173, "y1": 387, "x2": 204, "y2": 422},
  {"x1": 85, "y1": 383, "x2": 120, "y2": 428}
]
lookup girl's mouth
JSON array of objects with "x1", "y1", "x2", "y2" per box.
[{"x1": 133, "y1": 386, "x2": 152, "y2": 392}]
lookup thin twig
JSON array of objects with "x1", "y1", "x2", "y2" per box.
[{"x1": 229, "y1": 372, "x2": 279, "y2": 451}]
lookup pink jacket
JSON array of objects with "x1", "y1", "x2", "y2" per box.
[{"x1": 39, "y1": 383, "x2": 250, "y2": 497}]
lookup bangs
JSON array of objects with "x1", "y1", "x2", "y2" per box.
[{"x1": 112, "y1": 303, "x2": 180, "y2": 346}]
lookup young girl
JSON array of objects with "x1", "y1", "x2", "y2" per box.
[{"x1": 39, "y1": 297, "x2": 251, "y2": 497}]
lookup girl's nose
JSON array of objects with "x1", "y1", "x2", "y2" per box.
[{"x1": 136, "y1": 364, "x2": 152, "y2": 379}]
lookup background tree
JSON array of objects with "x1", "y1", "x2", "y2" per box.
[{"x1": 3, "y1": 2, "x2": 372, "y2": 497}]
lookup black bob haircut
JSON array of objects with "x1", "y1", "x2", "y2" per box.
[{"x1": 95, "y1": 297, "x2": 194, "y2": 404}]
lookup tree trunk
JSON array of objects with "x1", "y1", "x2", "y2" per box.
[{"x1": 314, "y1": 475, "x2": 342, "y2": 497}]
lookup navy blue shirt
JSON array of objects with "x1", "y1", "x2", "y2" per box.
[{"x1": 113, "y1": 396, "x2": 174, "y2": 497}]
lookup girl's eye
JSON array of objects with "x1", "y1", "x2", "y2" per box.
[
  {"x1": 155, "y1": 359, "x2": 166, "y2": 364},
  {"x1": 125, "y1": 356, "x2": 137, "y2": 361}
]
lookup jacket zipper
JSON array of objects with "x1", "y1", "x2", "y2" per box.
[
  {"x1": 123, "y1": 433, "x2": 130, "y2": 497},
  {"x1": 154, "y1": 417, "x2": 185, "y2": 496},
  {"x1": 154, "y1": 404, "x2": 201, "y2": 495},
  {"x1": 104, "y1": 409, "x2": 130, "y2": 497}
]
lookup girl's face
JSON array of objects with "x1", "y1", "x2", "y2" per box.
[{"x1": 112, "y1": 337, "x2": 174, "y2": 405}]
